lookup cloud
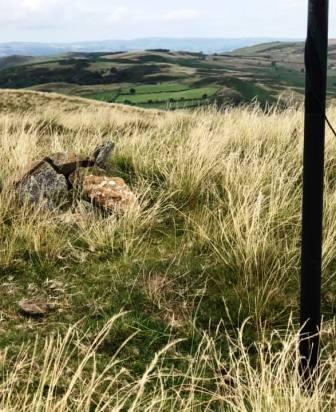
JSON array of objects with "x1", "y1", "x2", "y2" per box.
[
  {"x1": 163, "y1": 9, "x2": 201, "y2": 22},
  {"x1": 22, "y1": 0, "x2": 44, "y2": 12},
  {"x1": 0, "y1": 0, "x2": 69, "y2": 27},
  {"x1": 107, "y1": 7, "x2": 131, "y2": 23},
  {"x1": 0, "y1": 0, "x2": 335, "y2": 42},
  {"x1": 0, "y1": 1, "x2": 203, "y2": 33}
]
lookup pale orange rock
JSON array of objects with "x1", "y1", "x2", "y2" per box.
[{"x1": 83, "y1": 175, "x2": 137, "y2": 211}]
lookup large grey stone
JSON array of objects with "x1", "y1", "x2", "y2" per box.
[
  {"x1": 16, "y1": 161, "x2": 69, "y2": 209},
  {"x1": 14, "y1": 140, "x2": 116, "y2": 211}
]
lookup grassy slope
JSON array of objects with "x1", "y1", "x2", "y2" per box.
[{"x1": 0, "y1": 90, "x2": 335, "y2": 410}]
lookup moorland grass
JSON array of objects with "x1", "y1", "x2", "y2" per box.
[{"x1": 0, "y1": 90, "x2": 335, "y2": 410}]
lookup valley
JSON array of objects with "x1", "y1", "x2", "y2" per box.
[{"x1": 2, "y1": 41, "x2": 336, "y2": 110}]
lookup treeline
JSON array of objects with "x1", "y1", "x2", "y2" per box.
[{"x1": 0, "y1": 62, "x2": 162, "y2": 88}]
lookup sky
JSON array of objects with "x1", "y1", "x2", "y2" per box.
[{"x1": 0, "y1": 0, "x2": 335, "y2": 43}]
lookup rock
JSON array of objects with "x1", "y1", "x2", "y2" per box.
[
  {"x1": 47, "y1": 152, "x2": 95, "y2": 177},
  {"x1": 92, "y1": 141, "x2": 115, "y2": 169},
  {"x1": 69, "y1": 166, "x2": 107, "y2": 191},
  {"x1": 81, "y1": 175, "x2": 137, "y2": 212},
  {"x1": 14, "y1": 140, "x2": 120, "y2": 212},
  {"x1": 19, "y1": 299, "x2": 54, "y2": 317},
  {"x1": 15, "y1": 160, "x2": 69, "y2": 209}
]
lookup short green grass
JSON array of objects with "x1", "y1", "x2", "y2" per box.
[
  {"x1": 84, "y1": 83, "x2": 191, "y2": 103},
  {"x1": 84, "y1": 83, "x2": 218, "y2": 108}
]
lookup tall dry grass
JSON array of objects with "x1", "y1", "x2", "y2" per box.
[
  {"x1": 2, "y1": 101, "x2": 334, "y2": 315},
  {"x1": 0, "y1": 313, "x2": 335, "y2": 411},
  {"x1": 0, "y1": 92, "x2": 336, "y2": 409}
]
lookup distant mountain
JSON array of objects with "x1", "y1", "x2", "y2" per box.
[
  {"x1": 0, "y1": 55, "x2": 42, "y2": 70},
  {"x1": 0, "y1": 38, "x2": 289, "y2": 57}
]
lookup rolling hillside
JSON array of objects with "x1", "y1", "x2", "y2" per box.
[{"x1": 1, "y1": 41, "x2": 336, "y2": 110}]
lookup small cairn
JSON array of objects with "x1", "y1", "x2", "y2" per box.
[{"x1": 15, "y1": 141, "x2": 137, "y2": 212}]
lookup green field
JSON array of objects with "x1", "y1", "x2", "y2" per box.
[
  {"x1": 119, "y1": 83, "x2": 189, "y2": 94},
  {"x1": 116, "y1": 86, "x2": 218, "y2": 104},
  {"x1": 84, "y1": 82, "x2": 190, "y2": 102},
  {"x1": 84, "y1": 83, "x2": 218, "y2": 108}
]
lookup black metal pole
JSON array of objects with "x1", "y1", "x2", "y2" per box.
[{"x1": 300, "y1": 0, "x2": 329, "y2": 382}]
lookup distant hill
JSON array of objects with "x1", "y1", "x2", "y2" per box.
[
  {"x1": 0, "y1": 38, "x2": 286, "y2": 57},
  {"x1": 233, "y1": 39, "x2": 336, "y2": 55},
  {"x1": 2, "y1": 41, "x2": 336, "y2": 110},
  {"x1": 0, "y1": 55, "x2": 45, "y2": 70}
]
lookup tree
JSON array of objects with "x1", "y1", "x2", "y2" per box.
[{"x1": 129, "y1": 88, "x2": 136, "y2": 95}]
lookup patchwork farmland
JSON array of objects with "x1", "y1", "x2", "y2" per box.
[{"x1": 4, "y1": 41, "x2": 336, "y2": 109}]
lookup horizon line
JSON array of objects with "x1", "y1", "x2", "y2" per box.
[{"x1": 0, "y1": 37, "x2": 305, "y2": 45}]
